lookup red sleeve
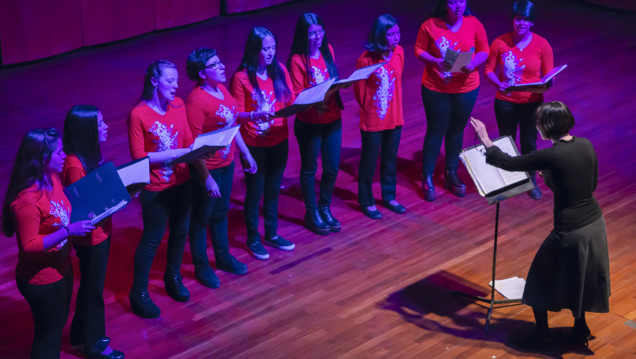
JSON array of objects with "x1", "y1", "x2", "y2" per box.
[
  {"x1": 280, "y1": 64, "x2": 296, "y2": 106},
  {"x1": 484, "y1": 38, "x2": 499, "y2": 75},
  {"x1": 414, "y1": 22, "x2": 431, "y2": 58},
  {"x1": 474, "y1": 19, "x2": 489, "y2": 54},
  {"x1": 61, "y1": 155, "x2": 86, "y2": 186},
  {"x1": 13, "y1": 195, "x2": 45, "y2": 253},
  {"x1": 185, "y1": 91, "x2": 206, "y2": 138},
  {"x1": 128, "y1": 106, "x2": 148, "y2": 160},
  {"x1": 230, "y1": 72, "x2": 247, "y2": 112},
  {"x1": 353, "y1": 54, "x2": 369, "y2": 108},
  {"x1": 540, "y1": 39, "x2": 554, "y2": 76},
  {"x1": 289, "y1": 54, "x2": 308, "y2": 96}
]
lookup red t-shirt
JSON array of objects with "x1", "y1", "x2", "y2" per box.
[
  {"x1": 61, "y1": 154, "x2": 112, "y2": 247},
  {"x1": 128, "y1": 98, "x2": 193, "y2": 191},
  {"x1": 414, "y1": 16, "x2": 489, "y2": 94},
  {"x1": 186, "y1": 85, "x2": 238, "y2": 170},
  {"x1": 485, "y1": 32, "x2": 554, "y2": 104},
  {"x1": 289, "y1": 45, "x2": 341, "y2": 124},
  {"x1": 229, "y1": 65, "x2": 294, "y2": 147},
  {"x1": 353, "y1": 45, "x2": 404, "y2": 132},
  {"x1": 11, "y1": 176, "x2": 72, "y2": 285}
]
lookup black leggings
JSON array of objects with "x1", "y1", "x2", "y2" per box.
[{"x1": 17, "y1": 270, "x2": 73, "y2": 359}]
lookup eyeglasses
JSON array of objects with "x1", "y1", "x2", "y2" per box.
[
  {"x1": 205, "y1": 61, "x2": 223, "y2": 70},
  {"x1": 307, "y1": 29, "x2": 325, "y2": 39}
]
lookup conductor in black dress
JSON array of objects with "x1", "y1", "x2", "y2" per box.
[{"x1": 471, "y1": 101, "x2": 610, "y2": 349}]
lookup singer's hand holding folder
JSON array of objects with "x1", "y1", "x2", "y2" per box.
[
  {"x1": 64, "y1": 162, "x2": 131, "y2": 225},
  {"x1": 168, "y1": 125, "x2": 239, "y2": 165}
]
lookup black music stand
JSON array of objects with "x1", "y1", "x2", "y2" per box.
[{"x1": 454, "y1": 137, "x2": 535, "y2": 333}]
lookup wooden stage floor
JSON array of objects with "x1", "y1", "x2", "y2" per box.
[{"x1": 1, "y1": 0, "x2": 635, "y2": 357}]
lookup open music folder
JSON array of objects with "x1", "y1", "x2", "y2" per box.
[
  {"x1": 168, "y1": 125, "x2": 240, "y2": 165},
  {"x1": 460, "y1": 136, "x2": 534, "y2": 204}
]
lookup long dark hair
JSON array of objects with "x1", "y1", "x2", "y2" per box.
[
  {"x1": 186, "y1": 47, "x2": 218, "y2": 87},
  {"x1": 365, "y1": 14, "x2": 398, "y2": 54},
  {"x1": 288, "y1": 13, "x2": 339, "y2": 84},
  {"x1": 236, "y1": 27, "x2": 291, "y2": 104},
  {"x1": 140, "y1": 60, "x2": 178, "y2": 101},
  {"x1": 428, "y1": 0, "x2": 473, "y2": 20},
  {"x1": 2, "y1": 128, "x2": 61, "y2": 237},
  {"x1": 63, "y1": 105, "x2": 102, "y2": 173}
]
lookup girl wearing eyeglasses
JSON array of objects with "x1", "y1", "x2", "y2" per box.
[
  {"x1": 184, "y1": 47, "x2": 258, "y2": 288},
  {"x1": 288, "y1": 13, "x2": 343, "y2": 235}
]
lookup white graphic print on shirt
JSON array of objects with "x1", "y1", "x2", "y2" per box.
[
  {"x1": 149, "y1": 121, "x2": 179, "y2": 181},
  {"x1": 251, "y1": 89, "x2": 277, "y2": 135},
  {"x1": 435, "y1": 36, "x2": 458, "y2": 80},
  {"x1": 502, "y1": 51, "x2": 525, "y2": 86},
  {"x1": 310, "y1": 66, "x2": 327, "y2": 85},
  {"x1": 373, "y1": 66, "x2": 395, "y2": 120},
  {"x1": 50, "y1": 200, "x2": 70, "y2": 250},
  {"x1": 215, "y1": 104, "x2": 237, "y2": 158}
]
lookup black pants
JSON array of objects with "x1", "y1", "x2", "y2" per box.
[
  {"x1": 17, "y1": 270, "x2": 73, "y2": 359},
  {"x1": 494, "y1": 99, "x2": 542, "y2": 155},
  {"x1": 70, "y1": 237, "x2": 110, "y2": 350},
  {"x1": 244, "y1": 140, "x2": 288, "y2": 241},
  {"x1": 133, "y1": 180, "x2": 192, "y2": 290},
  {"x1": 294, "y1": 119, "x2": 342, "y2": 211},
  {"x1": 189, "y1": 162, "x2": 234, "y2": 269},
  {"x1": 421, "y1": 86, "x2": 479, "y2": 174},
  {"x1": 358, "y1": 126, "x2": 402, "y2": 207}
]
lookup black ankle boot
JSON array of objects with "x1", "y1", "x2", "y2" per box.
[
  {"x1": 304, "y1": 208, "x2": 331, "y2": 235},
  {"x1": 319, "y1": 206, "x2": 341, "y2": 232},
  {"x1": 129, "y1": 288, "x2": 161, "y2": 319},
  {"x1": 163, "y1": 272, "x2": 190, "y2": 302},
  {"x1": 422, "y1": 174, "x2": 435, "y2": 202},
  {"x1": 444, "y1": 170, "x2": 466, "y2": 197}
]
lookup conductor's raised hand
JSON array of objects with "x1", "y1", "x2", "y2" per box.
[
  {"x1": 68, "y1": 220, "x2": 95, "y2": 236},
  {"x1": 470, "y1": 117, "x2": 493, "y2": 148}
]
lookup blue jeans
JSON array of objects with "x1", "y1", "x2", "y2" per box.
[
  {"x1": 133, "y1": 180, "x2": 192, "y2": 289},
  {"x1": 358, "y1": 126, "x2": 402, "y2": 207},
  {"x1": 17, "y1": 270, "x2": 73, "y2": 359},
  {"x1": 421, "y1": 86, "x2": 479, "y2": 174},
  {"x1": 189, "y1": 162, "x2": 234, "y2": 269},
  {"x1": 294, "y1": 119, "x2": 342, "y2": 211},
  {"x1": 244, "y1": 140, "x2": 288, "y2": 241},
  {"x1": 70, "y1": 237, "x2": 110, "y2": 350},
  {"x1": 494, "y1": 99, "x2": 542, "y2": 155}
]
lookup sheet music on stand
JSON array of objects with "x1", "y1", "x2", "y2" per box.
[{"x1": 459, "y1": 136, "x2": 535, "y2": 204}]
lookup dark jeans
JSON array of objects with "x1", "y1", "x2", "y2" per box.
[
  {"x1": 421, "y1": 86, "x2": 479, "y2": 174},
  {"x1": 358, "y1": 126, "x2": 402, "y2": 207},
  {"x1": 189, "y1": 162, "x2": 235, "y2": 269},
  {"x1": 133, "y1": 180, "x2": 192, "y2": 289},
  {"x1": 244, "y1": 140, "x2": 288, "y2": 241},
  {"x1": 17, "y1": 270, "x2": 73, "y2": 359},
  {"x1": 494, "y1": 99, "x2": 542, "y2": 155},
  {"x1": 294, "y1": 119, "x2": 342, "y2": 211},
  {"x1": 70, "y1": 237, "x2": 110, "y2": 350}
]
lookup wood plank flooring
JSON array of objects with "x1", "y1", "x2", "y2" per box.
[{"x1": 1, "y1": 0, "x2": 635, "y2": 357}]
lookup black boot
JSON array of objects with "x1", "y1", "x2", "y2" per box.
[
  {"x1": 129, "y1": 288, "x2": 161, "y2": 319},
  {"x1": 163, "y1": 272, "x2": 190, "y2": 302},
  {"x1": 422, "y1": 174, "x2": 435, "y2": 202},
  {"x1": 319, "y1": 206, "x2": 341, "y2": 232},
  {"x1": 444, "y1": 170, "x2": 466, "y2": 197},
  {"x1": 304, "y1": 208, "x2": 331, "y2": 235}
]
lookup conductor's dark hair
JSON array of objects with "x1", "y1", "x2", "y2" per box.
[
  {"x1": 186, "y1": 48, "x2": 218, "y2": 86},
  {"x1": 365, "y1": 14, "x2": 398, "y2": 54},
  {"x1": 512, "y1": 0, "x2": 536, "y2": 22},
  {"x1": 288, "y1": 13, "x2": 339, "y2": 83},
  {"x1": 63, "y1": 105, "x2": 102, "y2": 174},
  {"x1": 2, "y1": 128, "x2": 61, "y2": 237},
  {"x1": 140, "y1": 60, "x2": 178, "y2": 101},
  {"x1": 236, "y1": 27, "x2": 291, "y2": 104},
  {"x1": 536, "y1": 101, "x2": 576, "y2": 140},
  {"x1": 429, "y1": 0, "x2": 473, "y2": 20}
]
